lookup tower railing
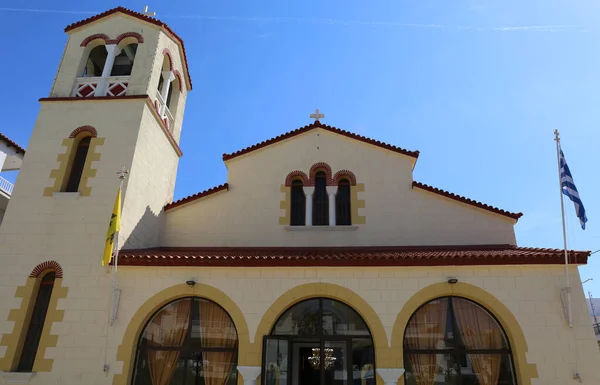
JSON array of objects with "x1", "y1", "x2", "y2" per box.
[
  {"x1": 72, "y1": 76, "x2": 130, "y2": 97},
  {"x1": 0, "y1": 176, "x2": 14, "y2": 196},
  {"x1": 155, "y1": 90, "x2": 174, "y2": 131}
]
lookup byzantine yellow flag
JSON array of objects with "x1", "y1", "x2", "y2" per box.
[{"x1": 102, "y1": 188, "x2": 121, "y2": 266}]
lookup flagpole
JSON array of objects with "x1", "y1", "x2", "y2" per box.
[
  {"x1": 554, "y1": 129, "x2": 572, "y2": 328},
  {"x1": 109, "y1": 166, "x2": 128, "y2": 326}
]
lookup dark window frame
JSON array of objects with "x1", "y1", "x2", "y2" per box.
[
  {"x1": 64, "y1": 136, "x2": 92, "y2": 193},
  {"x1": 16, "y1": 272, "x2": 56, "y2": 372},
  {"x1": 290, "y1": 179, "x2": 306, "y2": 226},
  {"x1": 403, "y1": 296, "x2": 518, "y2": 385},
  {"x1": 313, "y1": 171, "x2": 329, "y2": 226},
  {"x1": 335, "y1": 179, "x2": 351, "y2": 226}
]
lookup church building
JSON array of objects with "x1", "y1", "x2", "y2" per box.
[{"x1": 0, "y1": 7, "x2": 598, "y2": 385}]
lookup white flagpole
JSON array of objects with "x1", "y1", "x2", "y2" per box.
[
  {"x1": 554, "y1": 129, "x2": 572, "y2": 328},
  {"x1": 109, "y1": 166, "x2": 128, "y2": 326}
]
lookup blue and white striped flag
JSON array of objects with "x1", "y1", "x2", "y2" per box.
[{"x1": 559, "y1": 146, "x2": 588, "y2": 229}]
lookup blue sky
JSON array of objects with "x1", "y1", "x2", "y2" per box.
[{"x1": 1, "y1": 1, "x2": 599, "y2": 292}]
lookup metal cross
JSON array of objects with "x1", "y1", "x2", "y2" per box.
[
  {"x1": 142, "y1": 5, "x2": 156, "y2": 17},
  {"x1": 117, "y1": 166, "x2": 129, "y2": 180},
  {"x1": 310, "y1": 108, "x2": 324, "y2": 122}
]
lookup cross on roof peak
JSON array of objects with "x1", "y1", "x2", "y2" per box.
[
  {"x1": 310, "y1": 108, "x2": 324, "y2": 122},
  {"x1": 142, "y1": 5, "x2": 156, "y2": 17}
]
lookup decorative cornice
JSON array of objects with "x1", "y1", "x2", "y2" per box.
[{"x1": 164, "y1": 183, "x2": 229, "y2": 211}]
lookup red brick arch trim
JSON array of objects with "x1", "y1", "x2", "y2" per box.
[
  {"x1": 115, "y1": 31, "x2": 144, "y2": 45},
  {"x1": 69, "y1": 125, "x2": 98, "y2": 138},
  {"x1": 285, "y1": 170, "x2": 309, "y2": 187},
  {"x1": 80, "y1": 33, "x2": 110, "y2": 47},
  {"x1": 173, "y1": 70, "x2": 183, "y2": 92},
  {"x1": 29, "y1": 261, "x2": 63, "y2": 279},
  {"x1": 162, "y1": 48, "x2": 174, "y2": 71},
  {"x1": 309, "y1": 162, "x2": 333, "y2": 185},
  {"x1": 333, "y1": 170, "x2": 357, "y2": 186}
]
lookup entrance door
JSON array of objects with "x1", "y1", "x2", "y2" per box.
[{"x1": 262, "y1": 298, "x2": 375, "y2": 385}]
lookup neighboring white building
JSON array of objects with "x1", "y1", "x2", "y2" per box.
[
  {"x1": 0, "y1": 133, "x2": 25, "y2": 225},
  {"x1": 0, "y1": 6, "x2": 599, "y2": 385},
  {"x1": 586, "y1": 298, "x2": 600, "y2": 347}
]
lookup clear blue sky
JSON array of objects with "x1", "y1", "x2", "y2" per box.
[{"x1": 1, "y1": 1, "x2": 599, "y2": 292}]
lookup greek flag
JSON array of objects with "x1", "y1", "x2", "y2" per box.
[{"x1": 559, "y1": 146, "x2": 588, "y2": 229}]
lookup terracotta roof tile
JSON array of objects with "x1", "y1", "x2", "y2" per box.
[
  {"x1": 0, "y1": 132, "x2": 25, "y2": 155},
  {"x1": 64, "y1": 7, "x2": 192, "y2": 90},
  {"x1": 222, "y1": 121, "x2": 419, "y2": 161},
  {"x1": 117, "y1": 244, "x2": 590, "y2": 267},
  {"x1": 165, "y1": 183, "x2": 228, "y2": 211},
  {"x1": 412, "y1": 181, "x2": 523, "y2": 221}
]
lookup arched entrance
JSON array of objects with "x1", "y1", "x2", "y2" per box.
[
  {"x1": 131, "y1": 297, "x2": 239, "y2": 385},
  {"x1": 403, "y1": 296, "x2": 517, "y2": 385},
  {"x1": 262, "y1": 298, "x2": 375, "y2": 385}
]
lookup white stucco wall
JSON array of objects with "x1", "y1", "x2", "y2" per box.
[{"x1": 163, "y1": 128, "x2": 517, "y2": 247}]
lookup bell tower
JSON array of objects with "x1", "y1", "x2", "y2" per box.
[{"x1": 0, "y1": 8, "x2": 191, "y2": 376}]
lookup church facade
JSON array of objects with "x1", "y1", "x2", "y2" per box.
[{"x1": 0, "y1": 7, "x2": 598, "y2": 385}]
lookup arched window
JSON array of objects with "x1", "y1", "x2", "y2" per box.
[
  {"x1": 132, "y1": 297, "x2": 238, "y2": 385},
  {"x1": 82, "y1": 45, "x2": 107, "y2": 77},
  {"x1": 336, "y1": 178, "x2": 351, "y2": 225},
  {"x1": 64, "y1": 136, "x2": 91, "y2": 193},
  {"x1": 263, "y1": 298, "x2": 375, "y2": 385},
  {"x1": 111, "y1": 43, "x2": 137, "y2": 76},
  {"x1": 16, "y1": 272, "x2": 56, "y2": 372},
  {"x1": 313, "y1": 171, "x2": 329, "y2": 226},
  {"x1": 290, "y1": 179, "x2": 306, "y2": 226},
  {"x1": 403, "y1": 297, "x2": 517, "y2": 385}
]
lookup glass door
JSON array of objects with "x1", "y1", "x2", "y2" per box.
[
  {"x1": 322, "y1": 340, "x2": 348, "y2": 385},
  {"x1": 263, "y1": 337, "x2": 290, "y2": 385}
]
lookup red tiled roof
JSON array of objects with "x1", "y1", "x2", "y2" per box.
[
  {"x1": 0, "y1": 132, "x2": 25, "y2": 155},
  {"x1": 116, "y1": 244, "x2": 590, "y2": 267},
  {"x1": 165, "y1": 183, "x2": 228, "y2": 211},
  {"x1": 64, "y1": 7, "x2": 192, "y2": 90},
  {"x1": 412, "y1": 181, "x2": 523, "y2": 221},
  {"x1": 222, "y1": 121, "x2": 419, "y2": 161}
]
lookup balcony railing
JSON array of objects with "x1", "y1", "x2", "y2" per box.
[
  {"x1": 0, "y1": 176, "x2": 14, "y2": 196},
  {"x1": 156, "y1": 91, "x2": 174, "y2": 131},
  {"x1": 72, "y1": 76, "x2": 130, "y2": 97}
]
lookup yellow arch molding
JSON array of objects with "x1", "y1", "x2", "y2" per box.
[
  {"x1": 390, "y1": 282, "x2": 538, "y2": 385},
  {"x1": 112, "y1": 283, "x2": 251, "y2": 385},
  {"x1": 251, "y1": 283, "x2": 390, "y2": 368}
]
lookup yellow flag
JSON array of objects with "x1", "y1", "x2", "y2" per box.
[{"x1": 102, "y1": 188, "x2": 121, "y2": 266}]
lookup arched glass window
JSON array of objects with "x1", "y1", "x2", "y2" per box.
[
  {"x1": 132, "y1": 297, "x2": 238, "y2": 385},
  {"x1": 403, "y1": 297, "x2": 517, "y2": 385},
  {"x1": 290, "y1": 179, "x2": 306, "y2": 226},
  {"x1": 17, "y1": 272, "x2": 56, "y2": 372},
  {"x1": 64, "y1": 136, "x2": 91, "y2": 193},
  {"x1": 313, "y1": 171, "x2": 329, "y2": 226},
  {"x1": 82, "y1": 46, "x2": 107, "y2": 77},
  {"x1": 263, "y1": 298, "x2": 375, "y2": 385},
  {"x1": 111, "y1": 43, "x2": 137, "y2": 76},
  {"x1": 336, "y1": 179, "x2": 351, "y2": 226}
]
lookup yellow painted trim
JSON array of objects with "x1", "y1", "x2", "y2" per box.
[
  {"x1": 113, "y1": 283, "x2": 251, "y2": 385},
  {"x1": 44, "y1": 134, "x2": 104, "y2": 196},
  {"x1": 0, "y1": 276, "x2": 68, "y2": 372},
  {"x1": 391, "y1": 282, "x2": 538, "y2": 385},
  {"x1": 279, "y1": 184, "x2": 290, "y2": 225},
  {"x1": 252, "y1": 283, "x2": 389, "y2": 368},
  {"x1": 351, "y1": 183, "x2": 366, "y2": 225}
]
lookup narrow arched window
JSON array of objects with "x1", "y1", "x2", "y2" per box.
[
  {"x1": 313, "y1": 171, "x2": 329, "y2": 226},
  {"x1": 64, "y1": 136, "x2": 91, "y2": 193},
  {"x1": 336, "y1": 178, "x2": 351, "y2": 225},
  {"x1": 17, "y1": 272, "x2": 56, "y2": 372},
  {"x1": 110, "y1": 43, "x2": 137, "y2": 76},
  {"x1": 290, "y1": 179, "x2": 306, "y2": 226},
  {"x1": 82, "y1": 46, "x2": 107, "y2": 77}
]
